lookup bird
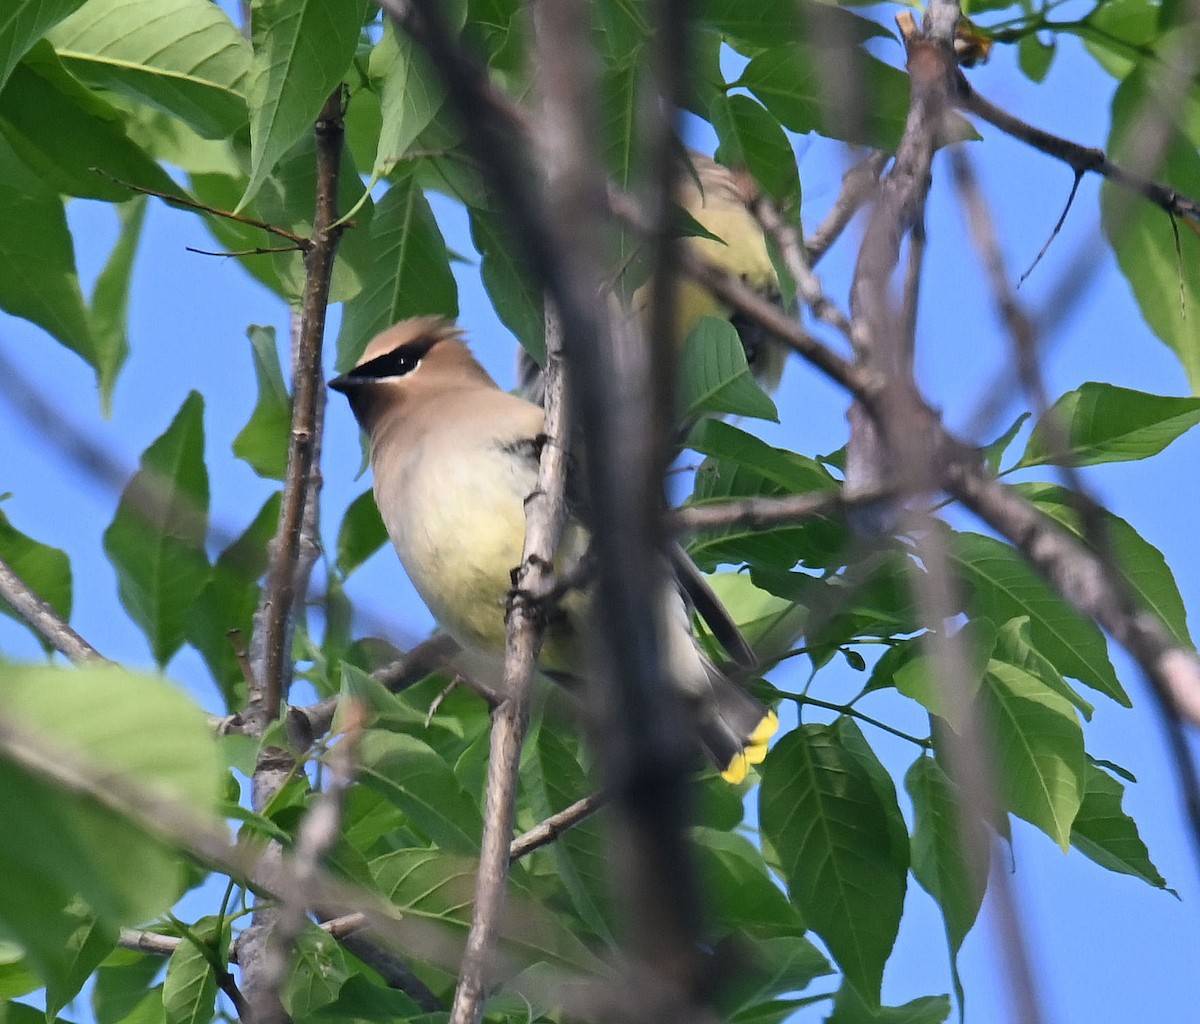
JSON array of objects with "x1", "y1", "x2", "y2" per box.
[
  {"x1": 330, "y1": 316, "x2": 777, "y2": 783},
  {"x1": 518, "y1": 150, "x2": 787, "y2": 404}
]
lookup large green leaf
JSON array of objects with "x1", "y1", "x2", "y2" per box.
[
  {"x1": 711, "y1": 92, "x2": 802, "y2": 206},
  {"x1": 679, "y1": 317, "x2": 780, "y2": 422},
  {"x1": 187, "y1": 492, "x2": 281, "y2": 711},
  {"x1": 371, "y1": 848, "x2": 605, "y2": 976},
  {"x1": 0, "y1": 136, "x2": 93, "y2": 360},
  {"x1": 0, "y1": 664, "x2": 221, "y2": 984},
  {"x1": 0, "y1": 41, "x2": 181, "y2": 201},
  {"x1": 336, "y1": 489, "x2": 388, "y2": 578},
  {"x1": 905, "y1": 757, "x2": 988, "y2": 955},
  {"x1": 1071, "y1": 761, "x2": 1171, "y2": 890},
  {"x1": 1016, "y1": 382, "x2": 1200, "y2": 468},
  {"x1": 0, "y1": 0, "x2": 88, "y2": 90},
  {"x1": 981, "y1": 655, "x2": 1086, "y2": 849},
  {"x1": 48, "y1": 0, "x2": 250, "y2": 138},
  {"x1": 356, "y1": 730, "x2": 484, "y2": 854},
  {"x1": 103, "y1": 391, "x2": 210, "y2": 667},
  {"x1": 241, "y1": 0, "x2": 370, "y2": 206},
  {"x1": 162, "y1": 929, "x2": 218, "y2": 1024},
  {"x1": 92, "y1": 949, "x2": 164, "y2": 1024},
  {"x1": 0, "y1": 507, "x2": 72, "y2": 654},
  {"x1": 233, "y1": 325, "x2": 291, "y2": 480},
  {"x1": 759, "y1": 722, "x2": 908, "y2": 1006},
  {"x1": 368, "y1": 19, "x2": 443, "y2": 178},
  {"x1": 686, "y1": 420, "x2": 844, "y2": 571},
  {"x1": 825, "y1": 985, "x2": 951, "y2": 1024},
  {"x1": 1103, "y1": 67, "x2": 1200, "y2": 389},
  {"x1": 335, "y1": 175, "x2": 458, "y2": 371},
  {"x1": 737, "y1": 42, "x2": 910, "y2": 151},
  {"x1": 469, "y1": 206, "x2": 545, "y2": 363},
  {"x1": 947, "y1": 531, "x2": 1129, "y2": 706},
  {"x1": 523, "y1": 727, "x2": 614, "y2": 944},
  {"x1": 1016, "y1": 481, "x2": 1193, "y2": 645},
  {"x1": 44, "y1": 905, "x2": 117, "y2": 1019}
]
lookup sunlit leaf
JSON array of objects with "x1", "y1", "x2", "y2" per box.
[
  {"x1": 48, "y1": 0, "x2": 250, "y2": 138},
  {"x1": 1017, "y1": 382, "x2": 1200, "y2": 467},
  {"x1": 1071, "y1": 762, "x2": 1172, "y2": 891},
  {"x1": 89, "y1": 195, "x2": 146, "y2": 414},
  {"x1": 242, "y1": 0, "x2": 370, "y2": 206},
  {"x1": 0, "y1": 507, "x2": 72, "y2": 654},
  {"x1": 679, "y1": 317, "x2": 780, "y2": 422},
  {"x1": 0, "y1": 0, "x2": 90, "y2": 90}
]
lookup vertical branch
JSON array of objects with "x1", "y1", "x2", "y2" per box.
[
  {"x1": 446, "y1": 308, "x2": 571, "y2": 1024},
  {"x1": 240, "y1": 88, "x2": 347, "y2": 1024}
]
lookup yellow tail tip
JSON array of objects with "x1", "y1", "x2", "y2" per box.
[{"x1": 719, "y1": 711, "x2": 780, "y2": 784}]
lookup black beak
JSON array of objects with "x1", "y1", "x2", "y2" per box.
[{"x1": 328, "y1": 374, "x2": 354, "y2": 394}]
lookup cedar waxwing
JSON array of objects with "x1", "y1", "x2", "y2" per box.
[
  {"x1": 330, "y1": 316, "x2": 778, "y2": 782},
  {"x1": 519, "y1": 150, "x2": 786, "y2": 403}
]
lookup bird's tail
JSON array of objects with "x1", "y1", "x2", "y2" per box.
[{"x1": 693, "y1": 667, "x2": 779, "y2": 784}]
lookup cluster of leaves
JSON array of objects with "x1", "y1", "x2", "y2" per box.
[{"x1": 0, "y1": 0, "x2": 1197, "y2": 1023}]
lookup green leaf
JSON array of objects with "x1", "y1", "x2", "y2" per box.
[
  {"x1": 759, "y1": 722, "x2": 908, "y2": 1006},
  {"x1": 1103, "y1": 68, "x2": 1200, "y2": 388},
  {"x1": 893, "y1": 619, "x2": 995, "y2": 734},
  {"x1": 1071, "y1": 762, "x2": 1172, "y2": 890},
  {"x1": 1017, "y1": 34, "x2": 1055, "y2": 82},
  {"x1": 0, "y1": 664, "x2": 221, "y2": 983},
  {"x1": 0, "y1": 944, "x2": 39, "y2": 1002},
  {"x1": 89, "y1": 194, "x2": 147, "y2": 413},
  {"x1": 738, "y1": 42, "x2": 910, "y2": 151},
  {"x1": 0, "y1": 1003, "x2": 79, "y2": 1024},
  {"x1": 993, "y1": 614, "x2": 1095, "y2": 720},
  {"x1": 711, "y1": 93, "x2": 801, "y2": 205},
  {"x1": 524, "y1": 727, "x2": 614, "y2": 943},
  {"x1": 335, "y1": 175, "x2": 458, "y2": 371},
  {"x1": 0, "y1": 135, "x2": 93, "y2": 360},
  {"x1": 357, "y1": 730, "x2": 484, "y2": 854},
  {"x1": 716, "y1": 935, "x2": 833, "y2": 1021},
  {"x1": 693, "y1": 828, "x2": 810, "y2": 940},
  {"x1": 0, "y1": 507, "x2": 72, "y2": 653},
  {"x1": 700, "y1": 571, "x2": 807, "y2": 666},
  {"x1": 686, "y1": 419, "x2": 844, "y2": 571},
  {"x1": 981, "y1": 654, "x2": 1086, "y2": 849},
  {"x1": 92, "y1": 950, "x2": 165, "y2": 1024},
  {"x1": 826, "y1": 984, "x2": 951, "y2": 1024},
  {"x1": 948, "y1": 531, "x2": 1129, "y2": 706},
  {"x1": 48, "y1": 0, "x2": 250, "y2": 138},
  {"x1": 982, "y1": 411, "x2": 1029, "y2": 474},
  {"x1": 242, "y1": 0, "x2": 370, "y2": 206},
  {"x1": 162, "y1": 938, "x2": 217, "y2": 1024},
  {"x1": 0, "y1": 41, "x2": 182, "y2": 200},
  {"x1": 372, "y1": 848, "x2": 605, "y2": 975},
  {"x1": 679, "y1": 317, "x2": 780, "y2": 422},
  {"x1": 336, "y1": 490, "x2": 387, "y2": 578},
  {"x1": 368, "y1": 19, "x2": 443, "y2": 176},
  {"x1": 233, "y1": 325, "x2": 292, "y2": 480},
  {"x1": 1016, "y1": 382, "x2": 1200, "y2": 468},
  {"x1": 905, "y1": 757, "x2": 988, "y2": 954},
  {"x1": 469, "y1": 206, "x2": 545, "y2": 363},
  {"x1": 187, "y1": 492, "x2": 280, "y2": 711},
  {"x1": 44, "y1": 904, "x2": 117, "y2": 1018},
  {"x1": 309, "y1": 973, "x2": 422, "y2": 1021},
  {"x1": 103, "y1": 391, "x2": 210, "y2": 666},
  {"x1": 283, "y1": 926, "x2": 348, "y2": 1020},
  {"x1": 1016, "y1": 481, "x2": 1192, "y2": 645},
  {"x1": 0, "y1": 0, "x2": 89, "y2": 90}
]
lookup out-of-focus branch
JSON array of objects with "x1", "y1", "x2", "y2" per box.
[
  {"x1": 0, "y1": 555, "x2": 104, "y2": 662},
  {"x1": 804, "y1": 151, "x2": 890, "y2": 264},
  {"x1": 672, "y1": 489, "x2": 892, "y2": 535}
]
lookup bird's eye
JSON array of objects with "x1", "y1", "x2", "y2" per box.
[{"x1": 353, "y1": 345, "x2": 425, "y2": 380}]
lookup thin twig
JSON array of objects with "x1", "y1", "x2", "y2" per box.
[
  {"x1": 185, "y1": 245, "x2": 304, "y2": 258},
  {"x1": 1017, "y1": 170, "x2": 1083, "y2": 285},
  {"x1": 0, "y1": 555, "x2": 104, "y2": 662},
  {"x1": 957, "y1": 76, "x2": 1200, "y2": 224},
  {"x1": 804, "y1": 151, "x2": 890, "y2": 264},
  {"x1": 91, "y1": 169, "x2": 310, "y2": 247},
  {"x1": 509, "y1": 792, "x2": 607, "y2": 860},
  {"x1": 672, "y1": 490, "x2": 886, "y2": 534}
]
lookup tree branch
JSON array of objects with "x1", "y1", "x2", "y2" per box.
[
  {"x1": 0, "y1": 555, "x2": 104, "y2": 662},
  {"x1": 509, "y1": 792, "x2": 606, "y2": 860}
]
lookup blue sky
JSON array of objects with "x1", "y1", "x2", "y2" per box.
[{"x1": 1, "y1": 14, "x2": 1198, "y2": 1023}]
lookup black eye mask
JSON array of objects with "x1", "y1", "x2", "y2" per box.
[{"x1": 349, "y1": 334, "x2": 444, "y2": 380}]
